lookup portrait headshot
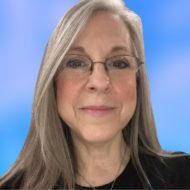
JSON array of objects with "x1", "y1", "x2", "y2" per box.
[{"x1": 0, "y1": 0, "x2": 190, "y2": 189}]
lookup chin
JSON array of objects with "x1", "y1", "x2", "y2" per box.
[{"x1": 72, "y1": 124, "x2": 123, "y2": 144}]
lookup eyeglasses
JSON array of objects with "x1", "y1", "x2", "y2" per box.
[{"x1": 58, "y1": 54, "x2": 143, "y2": 79}]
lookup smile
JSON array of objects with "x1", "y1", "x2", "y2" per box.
[{"x1": 79, "y1": 106, "x2": 116, "y2": 117}]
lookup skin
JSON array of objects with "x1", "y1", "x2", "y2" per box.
[{"x1": 56, "y1": 11, "x2": 137, "y2": 186}]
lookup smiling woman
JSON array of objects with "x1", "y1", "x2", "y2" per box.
[
  {"x1": 0, "y1": 0, "x2": 190, "y2": 189},
  {"x1": 55, "y1": 12, "x2": 138, "y2": 145}
]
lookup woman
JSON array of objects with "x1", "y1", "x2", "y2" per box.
[{"x1": 0, "y1": 0, "x2": 190, "y2": 189}]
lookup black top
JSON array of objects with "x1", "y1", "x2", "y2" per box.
[
  {"x1": 1, "y1": 153, "x2": 190, "y2": 189},
  {"x1": 74, "y1": 153, "x2": 190, "y2": 189}
]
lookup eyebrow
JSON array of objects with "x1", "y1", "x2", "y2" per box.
[{"x1": 68, "y1": 45, "x2": 130, "y2": 54}]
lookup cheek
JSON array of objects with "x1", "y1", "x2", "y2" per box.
[
  {"x1": 55, "y1": 75, "x2": 80, "y2": 118},
  {"x1": 114, "y1": 76, "x2": 137, "y2": 122},
  {"x1": 115, "y1": 76, "x2": 137, "y2": 102}
]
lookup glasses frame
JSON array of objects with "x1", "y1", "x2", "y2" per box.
[{"x1": 58, "y1": 53, "x2": 144, "y2": 76}]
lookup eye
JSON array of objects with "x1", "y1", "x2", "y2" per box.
[
  {"x1": 66, "y1": 59, "x2": 86, "y2": 69},
  {"x1": 111, "y1": 59, "x2": 130, "y2": 69}
]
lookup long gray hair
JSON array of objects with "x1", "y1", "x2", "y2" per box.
[{"x1": 0, "y1": 0, "x2": 177, "y2": 189}]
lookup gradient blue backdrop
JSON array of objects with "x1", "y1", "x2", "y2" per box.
[{"x1": 0, "y1": 0, "x2": 190, "y2": 176}]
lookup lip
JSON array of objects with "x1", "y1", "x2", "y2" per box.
[{"x1": 79, "y1": 106, "x2": 116, "y2": 117}]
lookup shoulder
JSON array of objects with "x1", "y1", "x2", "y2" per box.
[{"x1": 140, "y1": 152, "x2": 190, "y2": 189}]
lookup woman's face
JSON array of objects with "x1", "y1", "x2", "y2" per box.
[{"x1": 56, "y1": 12, "x2": 137, "y2": 143}]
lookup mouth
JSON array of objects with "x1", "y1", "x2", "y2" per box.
[{"x1": 79, "y1": 106, "x2": 116, "y2": 117}]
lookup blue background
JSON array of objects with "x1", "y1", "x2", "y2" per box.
[{"x1": 0, "y1": 0, "x2": 190, "y2": 176}]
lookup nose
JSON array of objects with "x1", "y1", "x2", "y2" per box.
[{"x1": 86, "y1": 63, "x2": 111, "y2": 93}]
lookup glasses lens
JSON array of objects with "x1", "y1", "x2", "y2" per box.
[
  {"x1": 63, "y1": 55, "x2": 91, "y2": 73},
  {"x1": 107, "y1": 56, "x2": 138, "y2": 71}
]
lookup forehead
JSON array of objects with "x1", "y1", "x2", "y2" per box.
[{"x1": 70, "y1": 11, "x2": 132, "y2": 55}]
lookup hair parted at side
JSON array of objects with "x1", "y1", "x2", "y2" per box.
[{"x1": 0, "y1": 0, "x2": 180, "y2": 189}]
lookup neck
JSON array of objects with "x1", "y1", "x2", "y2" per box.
[{"x1": 73, "y1": 132, "x2": 130, "y2": 187}]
